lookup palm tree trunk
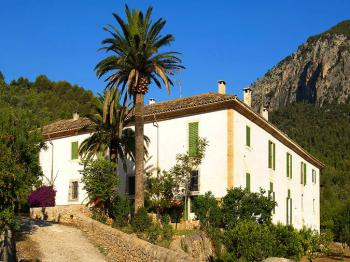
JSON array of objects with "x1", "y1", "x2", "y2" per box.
[{"x1": 134, "y1": 92, "x2": 145, "y2": 212}]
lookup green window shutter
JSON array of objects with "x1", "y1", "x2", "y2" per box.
[
  {"x1": 273, "y1": 142, "x2": 276, "y2": 170},
  {"x1": 300, "y1": 162, "x2": 303, "y2": 184},
  {"x1": 71, "y1": 141, "x2": 78, "y2": 160},
  {"x1": 286, "y1": 153, "x2": 288, "y2": 177},
  {"x1": 268, "y1": 141, "x2": 271, "y2": 168},
  {"x1": 290, "y1": 155, "x2": 293, "y2": 179},
  {"x1": 246, "y1": 173, "x2": 251, "y2": 192},
  {"x1": 246, "y1": 126, "x2": 251, "y2": 147},
  {"x1": 304, "y1": 163, "x2": 307, "y2": 186},
  {"x1": 286, "y1": 197, "x2": 289, "y2": 225},
  {"x1": 188, "y1": 122, "x2": 199, "y2": 156},
  {"x1": 269, "y1": 182, "x2": 275, "y2": 213},
  {"x1": 286, "y1": 189, "x2": 291, "y2": 225},
  {"x1": 315, "y1": 170, "x2": 316, "y2": 184},
  {"x1": 290, "y1": 198, "x2": 293, "y2": 225},
  {"x1": 286, "y1": 153, "x2": 290, "y2": 178}
]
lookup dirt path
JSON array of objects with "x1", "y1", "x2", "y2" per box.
[{"x1": 17, "y1": 218, "x2": 106, "y2": 262}]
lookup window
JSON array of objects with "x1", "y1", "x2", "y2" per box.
[
  {"x1": 190, "y1": 170, "x2": 199, "y2": 191},
  {"x1": 71, "y1": 141, "x2": 79, "y2": 160},
  {"x1": 246, "y1": 125, "x2": 251, "y2": 147},
  {"x1": 286, "y1": 153, "x2": 292, "y2": 178},
  {"x1": 188, "y1": 122, "x2": 199, "y2": 156},
  {"x1": 300, "y1": 162, "x2": 307, "y2": 186},
  {"x1": 268, "y1": 141, "x2": 276, "y2": 170},
  {"x1": 286, "y1": 189, "x2": 292, "y2": 225},
  {"x1": 69, "y1": 181, "x2": 79, "y2": 201},
  {"x1": 312, "y1": 169, "x2": 316, "y2": 184},
  {"x1": 246, "y1": 173, "x2": 251, "y2": 192},
  {"x1": 268, "y1": 182, "x2": 276, "y2": 213},
  {"x1": 128, "y1": 176, "x2": 135, "y2": 195}
]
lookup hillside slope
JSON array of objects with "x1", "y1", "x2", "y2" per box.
[
  {"x1": 251, "y1": 20, "x2": 350, "y2": 111},
  {"x1": 0, "y1": 73, "x2": 97, "y2": 128},
  {"x1": 270, "y1": 103, "x2": 350, "y2": 235}
]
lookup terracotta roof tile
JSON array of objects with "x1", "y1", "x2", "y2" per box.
[
  {"x1": 42, "y1": 117, "x2": 93, "y2": 136},
  {"x1": 42, "y1": 92, "x2": 237, "y2": 136},
  {"x1": 39, "y1": 92, "x2": 324, "y2": 168},
  {"x1": 144, "y1": 92, "x2": 237, "y2": 116}
]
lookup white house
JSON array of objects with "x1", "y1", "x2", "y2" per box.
[{"x1": 39, "y1": 81, "x2": 323, "y2": 231}]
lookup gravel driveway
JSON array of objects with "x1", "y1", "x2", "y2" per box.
[{"x1": 17, "y1": 218, "x2": 106, "y2": 262}]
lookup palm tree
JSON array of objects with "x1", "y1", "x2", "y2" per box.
[
  {"x1": 79, "y1": 91, "x2": 148, "y2": 171},
  {"x1": 95, "y1": 5, "x2": 183, "y2": 211}
]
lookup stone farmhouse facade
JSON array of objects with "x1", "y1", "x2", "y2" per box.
[{"x1": 39, "y1": 81, "x2": 323, "y2": 231}]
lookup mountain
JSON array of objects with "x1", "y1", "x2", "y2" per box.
[
  {"x1": 0, "y1": 74, "x2": 98, "y2": 128},
  {"x1": 251, "y1": 21, "x2": 350, "y2": 238},
  {"x1": 251, "y1": 20, "x2": 350, "y2": 111}
]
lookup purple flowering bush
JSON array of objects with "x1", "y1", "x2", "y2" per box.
[{"x1": 28, "y1": 186, "x2": 56, "y2": 207}]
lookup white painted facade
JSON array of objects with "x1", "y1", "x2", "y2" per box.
[
  {"x1": 39, "y1": 93, "x2": 321, "y2": 231},
  {"x1": 233, "y1": 110, "x2": 320, "y2": 231},
  {"x1": 39, "y1": 133, "x2": 90, "y2": 206}
]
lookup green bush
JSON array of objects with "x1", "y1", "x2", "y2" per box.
[
  {"x1": 192, "y1": 192, "x2": 222, "y2": 229},
  {"x1": 80, "y1": 157, "x2": 118, "y2": 216},
  {"x1": 161, "y1": 214, "x2": 171, "y2": 225},
  {"x1": 162, "y1": 223, "x2": 174, "y2": 241},
  {"x1": 270, "y1": 223, "x2": 303, "y2": 260},
  {"x1": 299, "y1": 226, "x2": 313, "y2": 254},
  {"x1": 91, "y1": 208, "x2": 108, "y2": 224},
  {"x1": 222, "y1": 220, "x2": 274, "y2": 262},
  {"x1": 110, "y1": 195, "x2": 131, "y2": 227},
  {"x1": 207, "y1": 226, "x2": 224, "y2": 258},
  {"x1": 221, "y1": 187, "x2": 276, "y2": 229},
  {"x1": 147, "y1": 222, "x2": 162, "y2": 244},
  {"x1": 131, "y1": 207, "x2": 152, "y2": 232}
]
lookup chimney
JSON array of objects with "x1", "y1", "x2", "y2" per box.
[
  {"x1": 218, "y1": 80, "x2": 226, "y2": 94},
  {"x1": 73, "y1": 111, "x2": 79, "y2": 120},
  {"x1": 148, "y1": 98, "x2": 156, "y2": 105},
  {"x1": 243, "y1": 87, "x2": 252, "y2": 107},
  {"x1": 260, "y1": 106, "x2": 269, "y2": 121}
]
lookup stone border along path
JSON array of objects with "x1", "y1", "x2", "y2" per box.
[{"x1": 20, "y1": 218, "x2": 106, "y2": 262}]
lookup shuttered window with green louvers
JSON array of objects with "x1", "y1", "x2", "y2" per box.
[
  {"x1": 71, "y1": 141, "x2": 78, "y2": 160},
  {"x1": 268, "y1": 182, "x2": 276, "y2": 213},
  {"x1": 188, "y1": 122, "x2": 199, "y2": 157},
  {"x1": 312, "y1": 169, "x2": 316, "y2": 184},
  {"x1": 300, "y1": 162, "x2": 307, "y2": 186},
  {"x1": 246, "y1": 173, "x2": 251, "y2": 192},
  {"x1": 268, "y1": 141, "x2": 276, "y2": 170},
  {"x1": 246, "y1": 125, "x2": 251, "y2": 147},
  {"x1": 286, "y1": 189, "x2": 292, "y2": 225},
  {"x1": 286, "y1": 153, "x2": 292, "y2": 178}
]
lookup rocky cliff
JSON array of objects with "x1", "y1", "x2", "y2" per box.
[{"x1": 251, "y1": 20, "x2": 350, "y2": 111}]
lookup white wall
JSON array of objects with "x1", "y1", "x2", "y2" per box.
[
  {"x1": 39, "y1": 133, "x2": 90, "y2": 206},
  {"x1": 233, "y1": 110, "x2": 320, "y2": 231},
  {"x1": 140, "y1": 110, "x2": 228, "y2": 197},
  {"x1": 39, "y1": 107, "x2": 320, "y2": 231}
]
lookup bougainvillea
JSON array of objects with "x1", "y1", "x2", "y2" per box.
[{"x1": 28, "y1": 186, "x2": 56, "y2": 207}]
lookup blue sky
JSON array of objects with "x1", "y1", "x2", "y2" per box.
[{"x1": 0, "y1": 0, "x2": 349, "y2": 102}]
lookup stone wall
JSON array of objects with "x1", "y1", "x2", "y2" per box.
[
  {"x1": 169, "y1": 234, "x2": 214, "y2": 262},
  {"x1": 30, "y1": 206, "x2": 195, "y2": 262},
  {"x1": 30, "y1": 205, "x2": 87, "y2": 223},
  {"x1": 71, "y1": 213, "x2": 195, "y2": 262}
]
